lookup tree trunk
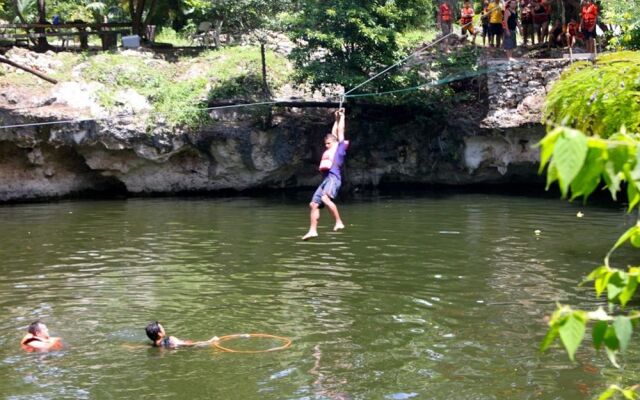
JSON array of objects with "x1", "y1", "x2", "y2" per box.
[
  {"x1": 35, "y1": 0, "x2": 50, "y2": 52},
  {"x1": 132, "y1": 0, "x2": 146, "y2": 36},
  {"x1": 260, "y1": 42, "x2": 271, "y2": 99},
  {"x1": 213, "y1": 19, "x2": 223, "y2": 48}
]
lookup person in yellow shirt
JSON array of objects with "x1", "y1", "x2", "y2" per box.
[{"x1": 487, "y1": 0, "x2": 504, "y2": 48}]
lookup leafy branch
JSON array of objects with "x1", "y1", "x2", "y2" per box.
[{"x1": 538, "y1": 125, "x2": 640, "y2": 397}]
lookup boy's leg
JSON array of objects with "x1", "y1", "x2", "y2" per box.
[
  {"x1": 303, "y1": 183, "x2": 325, "y2": 240},
  {"x1": 302, "y1": 202, "x2": 320, "y2": 240},
  {"x1": 321, "y1": 194, "x2": 345, "y2": 231}
]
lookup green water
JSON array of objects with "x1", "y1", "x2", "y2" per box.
[{"x1": 0, "y1": 193, "x2": 638, "y2": 399}]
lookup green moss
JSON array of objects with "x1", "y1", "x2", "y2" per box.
[
  {"x1": 75, "y1": 46, "x2": 291, "y2": 129},
  {"x1": 543, "y1": 51, "x2": 640, "y2": 137}
]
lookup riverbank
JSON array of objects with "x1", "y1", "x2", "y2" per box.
[{"x1": 0, "y1": 46, "x2": 573, "y2": 202}]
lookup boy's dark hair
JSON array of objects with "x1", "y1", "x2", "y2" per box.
[
  {"x1": 145, "y1": 321, "x2": 162, "y2": 341},
  {"x1": 27, "y1": 321, "x2": 45, "y2": 335}
]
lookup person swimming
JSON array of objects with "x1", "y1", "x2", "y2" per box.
[
  {"x1": 20, "y1": 320, "x2": 63, "y2": 351},
  {"x1": 145, "y1": 321, "x2": 218, "y2": 349}
]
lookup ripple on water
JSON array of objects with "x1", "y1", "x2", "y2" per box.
[{"x1": 0, "y1": 195, "x2": 634, "y2": 399}]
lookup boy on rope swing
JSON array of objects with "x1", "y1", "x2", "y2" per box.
[{"x1": 302, "y1": 108, "x2": 348, "y2": 241}]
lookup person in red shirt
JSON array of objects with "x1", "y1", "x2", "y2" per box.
[
  {"x1": 580, "y1": 0, "x2": 598, "y2": 53},
  {"x1": 460, "y1": 0, "x2": 477, "y2": 44},
  {"x1": 20, "y1": 321, "x2": 63, "y2": 352},
  {"x1": 438, "y1": 0, "x2": 454, "y2": 51},
  {"x1": 520, "y1": 0, "x2": 534, "y2": 45},
  {"x1": 565, "y1": 18, "x2": 582, "y2": 49}
]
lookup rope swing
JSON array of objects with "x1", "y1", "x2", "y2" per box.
[{"x1": 213, "y1": 333, "x2": 292, "y2": 354}]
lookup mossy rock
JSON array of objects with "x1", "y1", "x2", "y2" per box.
[{"x1": 543, "y1": 51, "x2": 640, "y2": 137}]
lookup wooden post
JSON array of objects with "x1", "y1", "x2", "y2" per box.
[{"x1": 0, "y1": 56, "x2": 58, "y2": 84}]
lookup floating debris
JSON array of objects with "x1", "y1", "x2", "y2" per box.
[{"x1": 577, "y1": 211, "x2": 584, "y2": 218}]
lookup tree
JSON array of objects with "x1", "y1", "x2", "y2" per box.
[
  {"x1": 287, "y1": 0, "x2": 432, "y2": 90},
  {"x1": 539, "y1": 51, "x2": 640, "y2": 399}
]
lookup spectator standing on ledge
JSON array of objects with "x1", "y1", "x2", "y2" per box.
[
  {"x1": 460, "y1": 0, "x2": 478, "y2": 44},
  {"x1": 520, "y1": 0, "x2": 534, "y2": 45},
  {"x1": 481, "y1": 0, "x2": 491, "y2": 46},
  {"x1": 487, "y1": 0, "x2": 504, "y2": 48},
  {"x1": 503, "y1": 0, "x2": 521, "y2": 60},
  {"x1": 580, "y1": 0, "x2": 598, "y2": 54},
  {"x1": 438, "y1": 0, "x2": 454, "y2": 52}
]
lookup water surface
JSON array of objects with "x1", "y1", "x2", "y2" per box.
[{"x1": 0, "y1": 193, "x2": 637, "y2": 399}]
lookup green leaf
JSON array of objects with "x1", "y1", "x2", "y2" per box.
[
  {"x1": 605, "y1": 345, "x2": 621, "y2": 369},
  {"x1": 597, "y1": 386, "x2": 619, "y2": 400},
  {"x1": 612, "y1": 225, "x2": 640, "y2": 252},
  {"x1": 570, "y1": 147, "x2": 604, "y2": 201},
  {"x1": 604, "y1": 325, "x2": 620, "y2": 351},
  {"x1": 613, "y1": 316, "x2": 633, "y2": 353},
  {"x1": 627, "y1": 181, "x2": 640, "y2": 212},
  {"x1": 546, "y1": 161, "x2": 559, "y2": 190},
  {"x1": 607, "y1": 272, "x2": 627, "y2": 302},
  {"x1": 559, "y1": 313, "x2": 586, "y2": 361},
  {"x1": 537, "y1": 128, "x2": 562, "y2": 173},
  {"x1": 592, "y1": 320, "x2": 608, "y2": 349},
  {"x1": 554, "y1": 130, "x2": 589, "y2": 197},
  {"x1": 540, "y1": 325, "x2": 560, "y2": 352},
  {"x1": 619, "y1": 275, "x2": 639, "y2": 307},
  {"x1": 603, "y1": 161, "x2": 622, "y2": 200},
  {"x1": 622, "y1": 389, "x2": 638, "y2": 400}
]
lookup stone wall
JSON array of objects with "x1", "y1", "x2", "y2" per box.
[
  {"x1": 0, "y1": 55, "x2": 574, "y2": 202},
  {"x1": 482, "y1": 58, "x2": 571, "y2": 128}
]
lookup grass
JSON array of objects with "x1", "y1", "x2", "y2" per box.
[{"x1": 75, "y1": 45, "x2": 292, "y2": 128}]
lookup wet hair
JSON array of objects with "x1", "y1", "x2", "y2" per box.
[
  {"x1": 324, "y1": 134, "x2": 338, "y2": 143},
  {"x1": 145, "y1": 321, "x2": 162, "y2": 341},
  {"x1": 27, "y1": 321, "x2": 45, "y2": 335}
]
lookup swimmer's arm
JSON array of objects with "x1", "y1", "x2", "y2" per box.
[
  {"x1": 24, "y1": 337, "x2": 62, "y2": 350},
  {"x1": 178, "y1": 336, "x2": 220, "y2": 347}
]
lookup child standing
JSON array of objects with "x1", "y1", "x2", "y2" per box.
[
  {"x1": 460, "y1": 0, "x2": 478, "y2": 44},
  {"x1": 580, "y1": 0, "x2": 598, "y2": 54},
  {"x1": 302, "y1": 109, "x2": 348, "y2": 241}
]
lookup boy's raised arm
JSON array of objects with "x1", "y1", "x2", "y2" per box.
[{"x1": 333, "y1": 108, "x2": 346, "y2": 142}]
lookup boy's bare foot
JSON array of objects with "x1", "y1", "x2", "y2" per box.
[
  {"x1": 302, "y1": 231, "x2": 318, "y2": 240},
  {"x1": 333, "y1": 222, "x2": 345, "y2": 231}
]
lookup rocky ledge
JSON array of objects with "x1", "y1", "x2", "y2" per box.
[{"x1": 0, "y1": 49, "x2": 568, "y2": 202}]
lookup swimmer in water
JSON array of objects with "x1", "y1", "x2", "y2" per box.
[
  {"x1": 145, "y1": 321, "x2": 218, "y2": 349},
  {"x1": 20, "y1": 320, "x2": 63, "y2": 351}
]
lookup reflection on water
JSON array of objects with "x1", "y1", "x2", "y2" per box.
[{"x1": 0, "y1": 194, "x2": 637, "y2": 399}]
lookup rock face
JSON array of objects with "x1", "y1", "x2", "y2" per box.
[{"x1": 0, "y1": 56, "x2": 569, "y2": 202}]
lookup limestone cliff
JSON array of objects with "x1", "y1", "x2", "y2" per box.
[{"x1": 0, "y1": 50, "x2": 568, "y2": 202}]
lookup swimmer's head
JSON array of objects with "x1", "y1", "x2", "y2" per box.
[
  {"x1": 27, "y1": 321, "x2": 49, "y2": 338},
  {"x1": 324, "y1": 134, "x2": 337, "y2": 148},
  {"x1": 145, "y1": 321, "x2": 166, "y2": 342}
]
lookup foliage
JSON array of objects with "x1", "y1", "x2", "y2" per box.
[
  {"x1": 154, "y1": 26, "x2": 191, "y2": 46},
  {"x1": 543, "y1": 52, "x2": 640, "y2": 138},
  {"x1": 203, "y1": 46, "x2": 290, "y2": 101},
  {"x1": 76, "y1": 45, "x2": 290, "y2": 128},
  {"x1": 539, "y1": 124, "x2": 640, "y2": 398},
  {"x1": 601, "y1": 0, "x2": 640, "y2": 50},
  {"x1": 287, "y1": 0, "x2": 432, "y2": 90},
  {"x1": 182, "y1": 0, "x2": 295, "y2": 32}
]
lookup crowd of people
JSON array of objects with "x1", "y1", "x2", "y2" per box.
[{"x1": 437, "y1": 0, "x2": 600, "y2": 59}]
